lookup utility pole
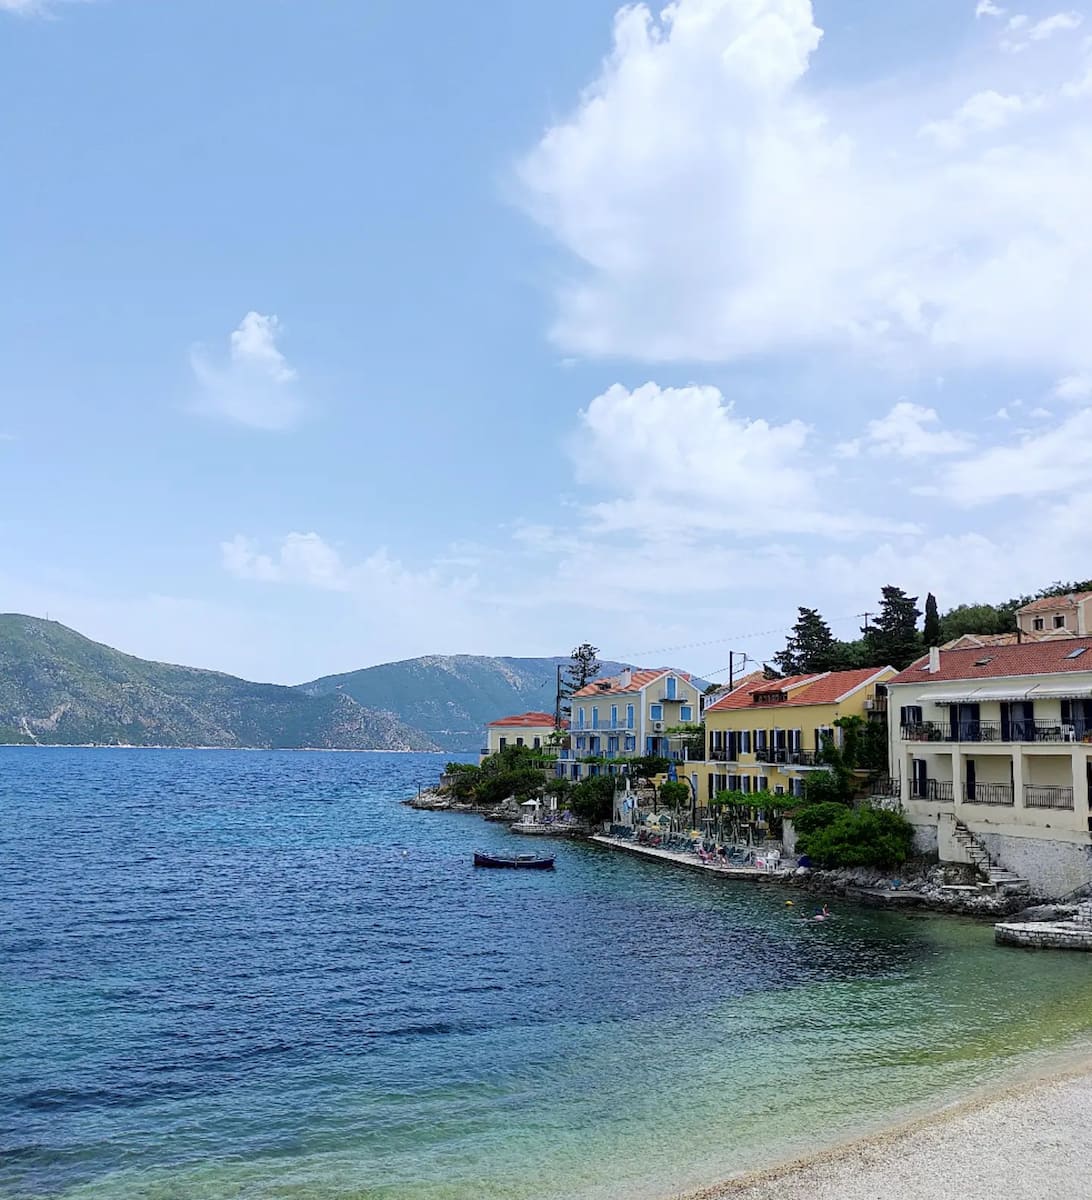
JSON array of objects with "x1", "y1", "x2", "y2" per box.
[{"x1": 860, "y1": 612, "x2": 874, "y2": 634}]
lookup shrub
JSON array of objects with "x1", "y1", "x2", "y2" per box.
[
  {"x1": 790, "y1": 801, "x2": 851, "y2": 836},
  {"x1": 569, "y1": 774, "x2": 617, "y2": 823},
  {"x1": 797, "y1": 808, "x2": 915, "y2": 868},
  {"x1": 475, "y1": 767, "x2": 542, "y2": 807},
  {"x1": 802, "y1": 768, "x2": 853, "y2": 806},
  {"x1": 658, "y1": 780, "x2": 691, "y2": 809}
]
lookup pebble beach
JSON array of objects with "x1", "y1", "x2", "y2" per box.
[{"x1": 683, "y1": 1061, "x2": 1092, "y2": 1200}]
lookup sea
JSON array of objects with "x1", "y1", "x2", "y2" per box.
[{"x1": 3, "y1": 747, "x2": 1092, "y2": 1200}]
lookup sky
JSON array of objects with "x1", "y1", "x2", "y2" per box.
[{"x1": 2, "y1": 0, "x2": 1092, "y2": 687}]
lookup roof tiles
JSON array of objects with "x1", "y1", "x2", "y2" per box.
[
  {"x1": 488, "y1": 711, "x2": 565, "y2": 728},
  {"x1": 889, "y1": 639, "x2": 1092, "y2": 685}
]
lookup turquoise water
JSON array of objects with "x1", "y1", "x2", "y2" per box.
[{"x1": 2, "y1": 748, "x2": 1091, "y2": 1200}]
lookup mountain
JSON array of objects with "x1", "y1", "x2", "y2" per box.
[
  {"x1": 299, "y1": 655, "x2": 632, "y2": 753},
  {"x1": 0, "y1": 615, "x2": 436, "y2": 751}
]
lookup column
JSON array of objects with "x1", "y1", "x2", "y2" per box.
[
  {"x1": 1073, "y1": 749, "x2": 1090, "y2": 826},
  {"x1": 1012, "y1": 750, "x2": 1025, "y2": 812},
  {"x1": 902, "y1": 748, "x2": 914, "y2": 805},
  {"x1": 952, "y1": 750, "x2": 964, "y2": 808}
]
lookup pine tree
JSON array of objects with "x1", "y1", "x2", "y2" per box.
[
  {"x1": 564, "y1": 643, "x2": 602, "y2": 693},
  {"x1": 864, "y1": 586, "x2": 922, "y2": 669},
  {"x1": 923, "y1": 592, "x2": 941, "y2": 647},
  {"x1": 773, "y1": 607, "x2": 841, "y2": 675}
]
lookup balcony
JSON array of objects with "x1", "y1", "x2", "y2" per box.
[
  {"x1": 910, "y1": 778, "x2": 954, "y2": 802},
  {"x1": 1024, "y1": 784, "x2": 1075, "y2": 810},
  {"x1": 962, "y1": 782, "x2": 1014, "y2": 807},
  {"x1": 901, "y1": 720, "x2": 1092, "y2": 745},
  {"x1": 755, "y1": 748, "x2": 822, "y2": 767},
  {"x1": 709, "y1": 749, "x2": 733, "y2": 762}
]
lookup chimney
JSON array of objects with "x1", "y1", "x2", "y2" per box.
[
  {"x1": 928, "y1": 646, "x2": 941, "y2": 674},
  {"x1": 619, "y1": 667, "x2": 633, "y2": 690},
  {"x1": 1078, "y1": 597, "x2": 1089, "y2": 638},
  {"x1": 1016, "y1": 627, "x2": 1023, "y2": 645}
]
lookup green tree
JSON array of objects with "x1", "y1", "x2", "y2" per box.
[
  {"x1": 796, "y1": 807, "x2": 915, "y2": 868},
  {"x1": 627, "y1": 754, "x2": 671, "y2": 780},
  {"x1": 569, "y1": 774, "x2": 616, "y2": 823},
  {"x1": 791, "y1": 801, "x2": 852, "y2": 837},
  {"x1": 773, "y1": 607, "x2": 842, "y2": 675},
  {"x1": 443, "y1": 762, "x2": 480, "y2": 800},
  {"x1": 658, "y1": 780, "x2": 690, "y2": 809},
  {"x1": 939, "y1": 602, "x2": 1015, "y2": 641},
  {"x1": 864, "y1": 586, "x2": 922, "y2": 669},
  {"x1": 923, "y1": 592, "x2": 941, "y2": 647},
  {"x1": 564, "y1": 643, "x2": 602, "y2": 694}
]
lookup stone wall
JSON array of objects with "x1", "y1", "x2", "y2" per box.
[
  {"x1": 980, "y1": 833, "x2": 1092, "y2": 898},
  {"x1": 995, "y1": 922, "x2": 1092, "y2": 950}
]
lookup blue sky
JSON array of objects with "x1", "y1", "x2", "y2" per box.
[{"x1": 3, "y1": 0, "x2": 1091, "y2": 686}]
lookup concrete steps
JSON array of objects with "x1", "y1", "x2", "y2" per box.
[{"x1": 952, "y1": 820, "x2": 1030, "y2": 893}]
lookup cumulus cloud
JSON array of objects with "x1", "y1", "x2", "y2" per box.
[
  {"x1": 838, "y1": 402, "x2": 973, "y2": 459},
  {"x1": 940, "y1": 406, "x2": 1092, "y2": 503},
  {"x1": 190, "y1": 312, "x2": 304, "y2": 431},
  {"x1": 975, "y1": 1, "x2": 1006, "y2": 16},
  {"x1": 222, "y1": 533, "x2": 349, "y2": 590},
  {"x1": 1055, "y1": 372, "x2": 1092, "y2": 401},
  {"x1": 518, "y1": 0, "x2": 1092, "y2": 372},
  {"x1": 919, "y1": 90, "x2": 1028, "y2": 149}
]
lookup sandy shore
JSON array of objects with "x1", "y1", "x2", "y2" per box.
[{"x1": 678, "y1": 1059, "x2": 1092, "y2": 1200}]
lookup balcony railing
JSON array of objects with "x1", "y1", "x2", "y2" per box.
[
  {"x1": 911, "y1": 778, "x2": 954, "y2": 801},
  {"x1": 962, "y1": 782, "x2": 1014, "y2": 806},
  {"x1": 755, "y1": 748, "x2": 822, "y2": 767},
  {"x1": 902, "y1": 720, "x2": 1092, "y2": 744},
  {"x1": 1024, "y1": 785, "x2": 1075, "y2": 810},
  {"x1": 709, "y1": 749, "x2": 733, "y2": 762}
]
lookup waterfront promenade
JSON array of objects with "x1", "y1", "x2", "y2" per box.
[{"x1": 590, "y1": 834, "x2": 792, "y2": 881}]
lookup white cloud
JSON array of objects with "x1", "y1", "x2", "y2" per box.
[
  {"x1": 190, "y1": 312, "x2": 304, "y2": 431},
  {"x1": 839, "y1": 402, "x2": 973, "y2": 458},
  {"x1": 976, "y1": 0, "x2": 1006, "y2": 16},
  {"x1": 940, "y1": 406, "x2": 1092, "y2": 503},
  {"x1": 920, "y1": 90, "x2": 1027, "y2": 149},
  {"x1": 1029, "y1": 11, "x2": 1083, "y2": 40},
  {"x1": 519, "y1": 0, "x2": 1092, "y2": 372},
  {"x1": 567, "y1": 381, "x2": 912, "y2": 538},
  {"x1": 0, "y1": 0, "x2": 87, "y2": 14},
  {"x1": 222, "y1": 533, "x2": 349, "y2": 590},
  {"x1": 1055, "y1": 372, "x2": 1092, "y2": 401}
]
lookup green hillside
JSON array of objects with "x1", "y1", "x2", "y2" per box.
[
  {"x1": 299, "y1": 654, "x2": 632, "y2": 753},
  {"x1": 0, "y1": 615, "x2": 436, "y2": 750}
]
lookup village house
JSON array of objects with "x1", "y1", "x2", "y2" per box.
[
  {"x1": 702, "y1": 666, "x2": 896, "y2": 803},
  {"x1": 888, "y1": 639, "x2": 1092, "y2": 894},
  {"x1": 558, "y1": 668, "x2": 703, "y2": 782},
  {"x1": 1016, "y1": 591, "x2": 1091, "y2": 638},
  {"x1": 482, "y1": 712, "x2": 563, "y2": 759}
]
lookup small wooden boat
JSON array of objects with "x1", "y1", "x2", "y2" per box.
[{"x1": 473, "y1": 850, "x2": 556, "y2": 870}]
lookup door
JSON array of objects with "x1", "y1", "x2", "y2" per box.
[
  {"x1": 912, "y1": 758, "x2": 928, "y2": 799},
  {"x1": 965, "y1": 759, "x2": 976, "y2": 802},
  {"x1": 1001, "y1": 701, "x2": 1034, "y2": 742},
  {"x1": 951, "y1": 703, "x2": 980, "y2": 742}
]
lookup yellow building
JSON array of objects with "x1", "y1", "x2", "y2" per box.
[
  {"x1": 482, "y1": 712, "x2": 563, "y2": 760},
  {"x1": 702, "y1": 666, "x2": 896, "y2": 801}
]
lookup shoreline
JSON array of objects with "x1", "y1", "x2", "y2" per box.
[{"x1": 675, "y1": 1050, "x2": 1092, "y2": 1200}]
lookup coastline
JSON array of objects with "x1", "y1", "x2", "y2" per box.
[{"x1": 676, "y1": 1051, "x2": 1092, "y2": 1200}]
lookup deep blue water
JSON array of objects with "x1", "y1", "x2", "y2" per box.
[{"x1": 3, "y1": 749, "x2": 1092, "y2": 1200}]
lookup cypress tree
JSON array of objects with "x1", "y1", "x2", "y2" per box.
[{"x1": 923, "y1": 593, "x2": 941, "y2": 647}]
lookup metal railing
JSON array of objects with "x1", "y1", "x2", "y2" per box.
[
  {"x1": 870, "y1": 776, "x2": 902, "y2": 798},
  {"x1": 755, "y1": 748, "x2": 822, "y2": 766},
  {"x1": 911, "y1": 779, "x2": 954, "y2": 801},
  {"x1": 708, "y1": 749, "x2": 733, "y2": 762},
  {"x1": 902, "y1": 720, "x2": 1091, "y2": 744},
  {"x1": 963, "y1": 782, "x2": 1014, "y2": 806},
  {"x1": 1024, "y1": 785, "x2": 1075, "y2": 810}
]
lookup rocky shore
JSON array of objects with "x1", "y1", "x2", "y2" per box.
[{"x1": 403, "y1": 787, "x2": 514, "y2": 821}]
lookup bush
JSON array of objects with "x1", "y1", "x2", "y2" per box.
[
  {"x1": 569, "y1": 775, "x2": 617, "y2": 823},
  {"x1": 790, "y1": 801, "x2": 851, "y2": 836},
  {"x1": 802, "y1": 768, "x2": 853, "y2": 806},
  {"x1": 797, "y1": 807, "x2": 915, "y2": 869},
  {"x1": 475, "y1": 767, "x2": 542, "y2": 807},
  {"x1": 658, "y1": 780, "x2": 690, "y2": 809},
  {"x1": 443, "y1": 762, "x2": 480, "y2": 800},
  {"x1": 627, "y1": 755, "x2": 670, "y2": 780}
]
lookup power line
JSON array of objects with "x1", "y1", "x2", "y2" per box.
[{"x1": 617, "y1": 614, "x2": 863, "y2": 660}]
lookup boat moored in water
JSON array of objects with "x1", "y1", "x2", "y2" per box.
[{"x1": 473, "y1": 850, "x2": 556, "y2": 870}]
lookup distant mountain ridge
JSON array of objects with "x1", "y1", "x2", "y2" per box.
[
  {"x1": 0, "y1": 615, "x2": 435, "y2": 751},
  {"x1": 299, "y1": 655, "x2": 631, "y2": 753}
]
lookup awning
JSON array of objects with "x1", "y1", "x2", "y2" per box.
[{"x1": 1026, "y1": 683, "x2": 1092, "y2": 699}]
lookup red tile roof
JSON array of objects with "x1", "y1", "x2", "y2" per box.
[
  {"x1": 569, "y1": 668, "x2": 692, "y2": 699},
  {"x1": 487, "y1": 711, "x2": 566, "y2": 728},
  {"x1": 1018, "y1": 591, "x2": 1092, "y2": 613},
  {"x1": 704, "y1": 667, "x2": 891, "y2": 712},
  {"x1": 889, "y1": 639, "x2": 1092, "y2": 685}
]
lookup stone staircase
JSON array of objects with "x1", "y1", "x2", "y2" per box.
[{"x1": 952, "y1": 819, "x2": 1030, "y2": 894}]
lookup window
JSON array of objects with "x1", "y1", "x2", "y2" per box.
[
  {"x1": 1066, "y1": 647, "x2": 1088, "y2": 660},
  {"x1": 754, "y1": 729, "x2": 767, "y2": 750},
  {"x1": 680, "y1": 705, "x2": 692, "y2": 722},
  {"x1": 650, "y1": 704, "x2": 663, "y2": 721},
  {"x1": 624, "y1": 735, "x2": 636, "y2": 752},
  {"x1": 533, "y1": 736, "x2": 541, "y2": 749},
  {"x1": 576, "y1": 736, "x2": 586, "y2": 750},
  {"x1": 626, "y1": 704, "x2": 635, "y2": 729},
  {"x1": 592, "y1": 707, "x2": 600, "y2": 730},
  {"x1": 499, "y1": 737, "x2": 507, "y2": 750},
  {"x1": 756, "y1": 775, "x2": 768, "y2": 792},
  {"x1": 900, "y1": 705, "x2": 923, "y2": 728},
  {"x1": 1033, "y1": 617, "x2": 1045, "y2": 631},
  {"x1": 516, "y1": 737, "x2": 524, "y2": 747},
  {"x1": 740, "y1": 730, "x2": 752, "y2": 754},
  {"x1": 577, "y1": 707, "x2": 585, "y2": 730},
  {"x1": 1054, "y1": 614, "x2": 1067, "y2": 629},
  {"x1": 666, "y1": 675, "x2": 677, "y2": 700},
  {"x1": 608, "y1": 736, "x2": 618, "y2": 754},
  {"x1": 610, "y1": 705, "x2": 618, "y2": 728}
]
